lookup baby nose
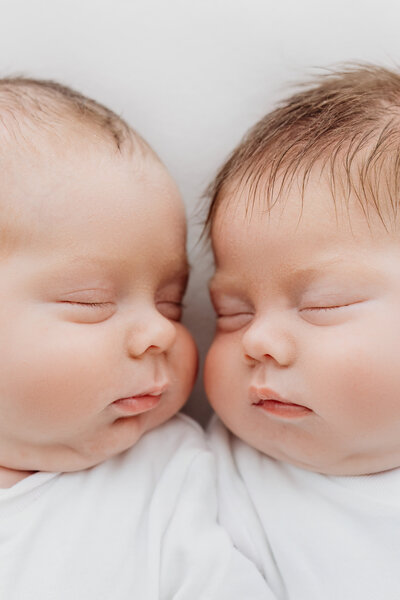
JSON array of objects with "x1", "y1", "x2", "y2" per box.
[
  {"x1": 125, "y1": 309, "x2": 177, "y2": 358},
  {"x1": 241, "y1": 315, "x2": 296, "y2": 367}
]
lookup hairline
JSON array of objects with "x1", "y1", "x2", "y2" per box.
[
  {"x1": 0, "y1": 76, "x2": 153, "y2": 158},
  {"x1": 204, "y1": 64, "x2": 400, "y2": 238}
]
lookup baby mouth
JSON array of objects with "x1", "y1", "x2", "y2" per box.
[
  {"x1": 112, "y1": 383, "x2": 168, "y2": 416},
  {"x1": 250, "y1": 386, "x2": 312, "y2": 419}
]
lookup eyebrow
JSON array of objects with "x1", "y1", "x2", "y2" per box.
[
  {"x1": 208, "y1": 275, "x2": 244, "y2": 295},
  {"x1": 37, "y1": 254, "x2": 191, "y2": 287},
  {"x1": 52, "y1": 255, "x2": 130, "y2": 270},
  {"x1": 285, "y1": 260, "x2": 382, "y2": 287},
  {"x1": 210, "y1": 258, "x2": 382, "y2": 292},
  {"x1": 162, "y1": 257, "x2": 191, "y2": 282}
]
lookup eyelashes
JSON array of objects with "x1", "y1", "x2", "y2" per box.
[
  {"x1": 216, "y1": 312, "x2": 253, "y2": 332},
  {"x1": 300, "y1": 300, "x2": 365, "y2": 312},
  {"x1": 57, "y1": 300, "x2": 116, "y2": 323},
  {"x1": 61, "y1": 301, "x2": 111, "y2": 308},
  {"x1": 58, "y1": 300, "x2": 185, "y2": 323},
  {"x1": 214, "y1": 300, "x2": 364, "y2": 332},
  {"x1": 301, "y1": 304, "x2": 349, "y2": 312}
]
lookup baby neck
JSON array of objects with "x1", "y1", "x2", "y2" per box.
[{"x1": 0, "y1": 465, "x2": 36, "y2": 488}]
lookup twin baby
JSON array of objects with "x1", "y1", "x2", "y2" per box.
[{"x1": 1, "y1": 65, "x2": 400, "y2": 599}]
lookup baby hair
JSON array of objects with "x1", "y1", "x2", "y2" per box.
[
  {"x1": 0, "y1": 76, "x2": 149, "y2": 154},
  {"x1": 206, "y1": 64, "x2": 400, "y2": 233}
]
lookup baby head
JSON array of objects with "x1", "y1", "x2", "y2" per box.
[
  {"x1": 205, "y1": 64, "x2": 400, "y2": 476},
  {"x1": 0, "y1": 78, "x2": 197, "y2": 484}
]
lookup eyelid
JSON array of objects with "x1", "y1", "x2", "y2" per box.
[
  {"x1": 57, "y1": 292, "x2": 114, "y2": 302},
  {"x1": 55, "y1": 300, "x2": 116, "y2": 324},
  {"x1": 157, "y1": 300, "x2": 185, "y2": 308},
  {"x1": 217, "y1": 309, "x2": 253, "y2": 317},
  {"x1": 211, "y1": 292, "x2": 252, "y2": 311},
  {"x1": 300, "y1": 300, "x2": 365, "y2": 311},
  {"x1": 216, "y1": 312, "x2": 253, "y2": 332},
  {"x1": 301, "y1": 304, "x2": 346, "y2": 311},
  {"x1": 60, "y1": 301, "x2": 113, "y2": 308},
  {"x1": 155, "y1": 281, "x2": 187, "y2": 303},
  {"x1": 156, "y1": 300, "x2": 185, "y2": 322}
]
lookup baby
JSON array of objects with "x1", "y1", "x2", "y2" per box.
[
  {"x1": 0, "y1": 78, "x2": 271, "y2": 599},
  {"x1": 205, "y1": 64, "x2": 400, "y2": 600}
]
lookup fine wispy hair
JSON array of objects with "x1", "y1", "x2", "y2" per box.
[
  {"x1": 0, "y1": 76, "x2": 144, "y2": 153},
  {"x1": 205, "y1": 63, "x2": 400, "y2": 234}
]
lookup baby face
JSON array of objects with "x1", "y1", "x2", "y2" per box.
[
  {"x1": 205, "y1": 172, "x2": 400, "y2": 475},
  {"x1": 0, "y1": 138, "x2": 197, "y2": 476}
]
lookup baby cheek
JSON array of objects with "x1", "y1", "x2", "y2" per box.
[
  {"x1": 172, "y1": 325, "x2": 198, "y2": 399},
  {"x1": 3, "y1": 326, "x2": 110, "y2": 425},
  {"x1": 311, "y1": 334, "x2": 400, "y2": 430},
  {"x1": 204, "y1": 336, "x2": 239, "y2": 411}
]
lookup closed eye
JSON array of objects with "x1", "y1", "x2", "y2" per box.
[
  {"x1": 302, "y1": 304, "x2": 351, "y2": 312},
  {"x1": 57, "y1": 300, "x2": 116, "y2": 324},
  {"x1": 301, "y1": 300, "x2": 364, "y2": 312},
  {"x1": 217, "y1": 312, "x2": 252, "y2": 317},
  {"x1": 157, "y1": 300, "x2": 185, "y2": 322},
  {"x1": 300, "y1": 300, "x2": 366, "y2": 325},
  {"x1": 60, "y1": 301, "x2": 112, "y2": 308},
  {"x1": 216, "y1": 312, "x2": 253, "y2": 332}
]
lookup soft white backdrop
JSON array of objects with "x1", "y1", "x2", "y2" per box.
[{"x1": 2, "y1": 0, "x2": 399, "y2": 423}]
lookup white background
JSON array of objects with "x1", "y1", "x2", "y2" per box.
[{"x1": 2, "y1": 0, "x2": 399, "y2": 423}]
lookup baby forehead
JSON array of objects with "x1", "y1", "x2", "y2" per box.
[
  {"x1": 211, "y1": 188, "x2": 336, "y2": 248},
  {"x1": 211, "y1": 167, "x2": 397, "y2": 245},
  {"x1": 210, "y1": 216, "x2": 392, "y2": 300},
  {"x1": 0, "y1": 151, "x2": 184, "y2": 263}
]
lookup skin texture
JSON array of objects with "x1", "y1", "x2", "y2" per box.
[
  {"x1": 0, "y1": 133, "x2": 197, "y2": 487},
  {"x1": 205, "y1": 172, "x2": 400, "y2": 475}
]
